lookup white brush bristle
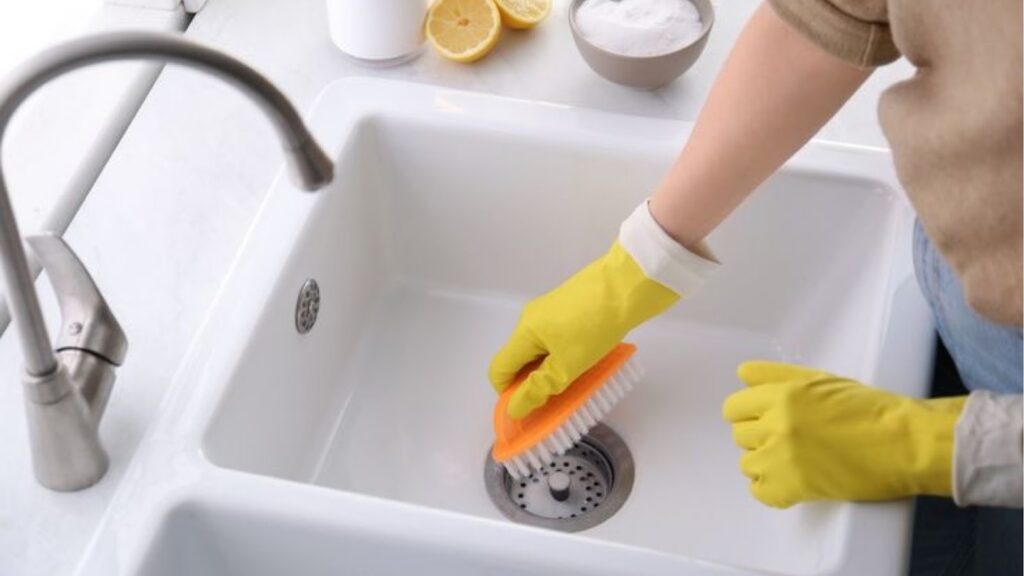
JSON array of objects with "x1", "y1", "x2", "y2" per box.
[{"x1": 500, "y1": 357, "x2": 641, "y2": 479}]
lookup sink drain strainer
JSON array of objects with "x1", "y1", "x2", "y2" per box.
[{"x1": 484, "y1": 424, "x2": 634, "y2": 532}]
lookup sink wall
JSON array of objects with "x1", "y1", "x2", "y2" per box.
[
  {"x1": 134, "y1": 498, "x2": 533, "y2": 576},
  {"x1": 201, "y1": 88, "x2": 915, "y2": 576}
]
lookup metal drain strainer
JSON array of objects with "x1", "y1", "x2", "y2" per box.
[{"x1": 484, "y1": 424, "x2": 634, "y2": 532}]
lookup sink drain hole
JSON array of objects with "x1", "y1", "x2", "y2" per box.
[{"x1": 484, "y1": 424, "x2": 634, "y2": 532}]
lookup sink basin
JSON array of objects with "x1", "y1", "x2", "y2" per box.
[
  {"x1": 129, "y1": 489, "x2": 590, "y2": 576},
  {"x1": 76, "y1": 79, "x2": 934, "y2": 576}
]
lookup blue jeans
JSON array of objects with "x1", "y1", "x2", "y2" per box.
[
  {"x1": 909, "y1": 221, "x2": 1023, "y2": 576},
  {"x1": 913, "y1": 221, "x2": 1023, "y2": 395}
]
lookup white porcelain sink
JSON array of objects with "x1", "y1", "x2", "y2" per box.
[{"x1": 76, "y1": 79, "x2": 934, "y2": 576}]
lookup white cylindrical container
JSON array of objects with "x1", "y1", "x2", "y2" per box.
[{"x1": 326, "y1": 0, "x2": 429, "y2": 66}]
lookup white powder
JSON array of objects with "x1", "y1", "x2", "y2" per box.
[{"x1": 575, "y1": 0, "x2": 703, "y2": 57}]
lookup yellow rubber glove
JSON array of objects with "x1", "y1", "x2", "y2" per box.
[
  {"x1": 489, "y1": 241, "x2": 677, "y2": 418},
  {"x1": 723, "y1": 361, "x2": 967, "y2": 508},
  {"x1": 489, "y1": 202, "x2": 718, "y2": 419}
]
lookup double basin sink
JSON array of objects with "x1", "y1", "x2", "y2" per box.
[{"x1": 75, "y1": 79, "x2": 933, "y2": 576}]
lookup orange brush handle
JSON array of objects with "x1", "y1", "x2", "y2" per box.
[{"x1": 492, "y1": 343, "x2": 636, "y2": 462}]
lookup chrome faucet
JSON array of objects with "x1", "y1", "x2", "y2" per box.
[{"x1": 0, "y1": 32, "x2": 334, "y2": 491}]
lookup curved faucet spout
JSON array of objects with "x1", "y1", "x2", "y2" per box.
[{"x1": 0, "y1": 32, "x2": 334, "y2": 490}]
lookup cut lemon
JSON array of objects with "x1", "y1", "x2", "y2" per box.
[
  {"x1": 427, "y1": 0, "x2": 502, "y2": 63},
  {"x1": 494, "y1": 0, "x2": 551, "y2": 29}
]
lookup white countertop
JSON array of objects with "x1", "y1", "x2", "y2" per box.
[{"x1": 0, "y1": 1, "x2": 912, "y2": 574}]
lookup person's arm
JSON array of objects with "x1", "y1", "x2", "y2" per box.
[
  {"x1": 649, "y1": 2, "x2": 872, "y2": 250},
  {"x1": 489, "y1": 2, "x2": 879, "y2": 419}
]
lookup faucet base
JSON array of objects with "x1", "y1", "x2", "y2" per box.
[{"x1": 24, "y1": 364, "x2": 109, "y2": 491}]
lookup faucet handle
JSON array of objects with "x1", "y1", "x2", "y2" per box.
[{"x1": 27, "y1": 233, "x2": 127, "y2": 366}]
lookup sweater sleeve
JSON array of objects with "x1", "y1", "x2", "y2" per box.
[
  {"x1": 767, "y1": 0, "x2": 900, "y2": 67},
  {"x1": 953, "y1": 391, "x2": 1023, "y2": 508}
]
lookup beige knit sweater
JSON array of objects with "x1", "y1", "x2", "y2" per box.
[{"x1": 769, "y1": 0, "x2": 1023, "y2": 327}]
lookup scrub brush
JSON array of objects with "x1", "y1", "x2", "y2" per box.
[{"x1": 491, "y1": 343, "x2": 641, "y2": 479}]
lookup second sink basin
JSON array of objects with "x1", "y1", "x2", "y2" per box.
[{"x1": 79, "y1": 79, "x2": 934, "y2": 576}]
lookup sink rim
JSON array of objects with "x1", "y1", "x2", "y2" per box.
[{"x1": 74, "y1": 77, "x2": 930, "y2": 576}]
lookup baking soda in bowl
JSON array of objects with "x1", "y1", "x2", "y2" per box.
[{"x1": 575, "y1": 0, "x2": 703, "y2": 57}]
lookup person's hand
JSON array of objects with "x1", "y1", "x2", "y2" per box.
[
  {"x1": 489, "y1": 202, "x2": 718, "y2": 419},
  {"x1": 489, "y1": 242, "x2": 675, "y2": 418},
  {"x1": 723, "y1": 361, "x2": 967, "y2": 508}
]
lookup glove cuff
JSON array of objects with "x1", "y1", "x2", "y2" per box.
[
  {"x1": 912, "y1": 395, "x2": 967, "y2": 497},
  {"x1": 618, "y1": 201, "x2": 720, "y2": 297}
]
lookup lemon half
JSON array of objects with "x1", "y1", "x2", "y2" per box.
[
  {"x1": 427, "y1": 0, "x2": 502, "y2": 63},
  {"x1": 494, "y1": 0, "x2": 551, "y2": 29}
]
